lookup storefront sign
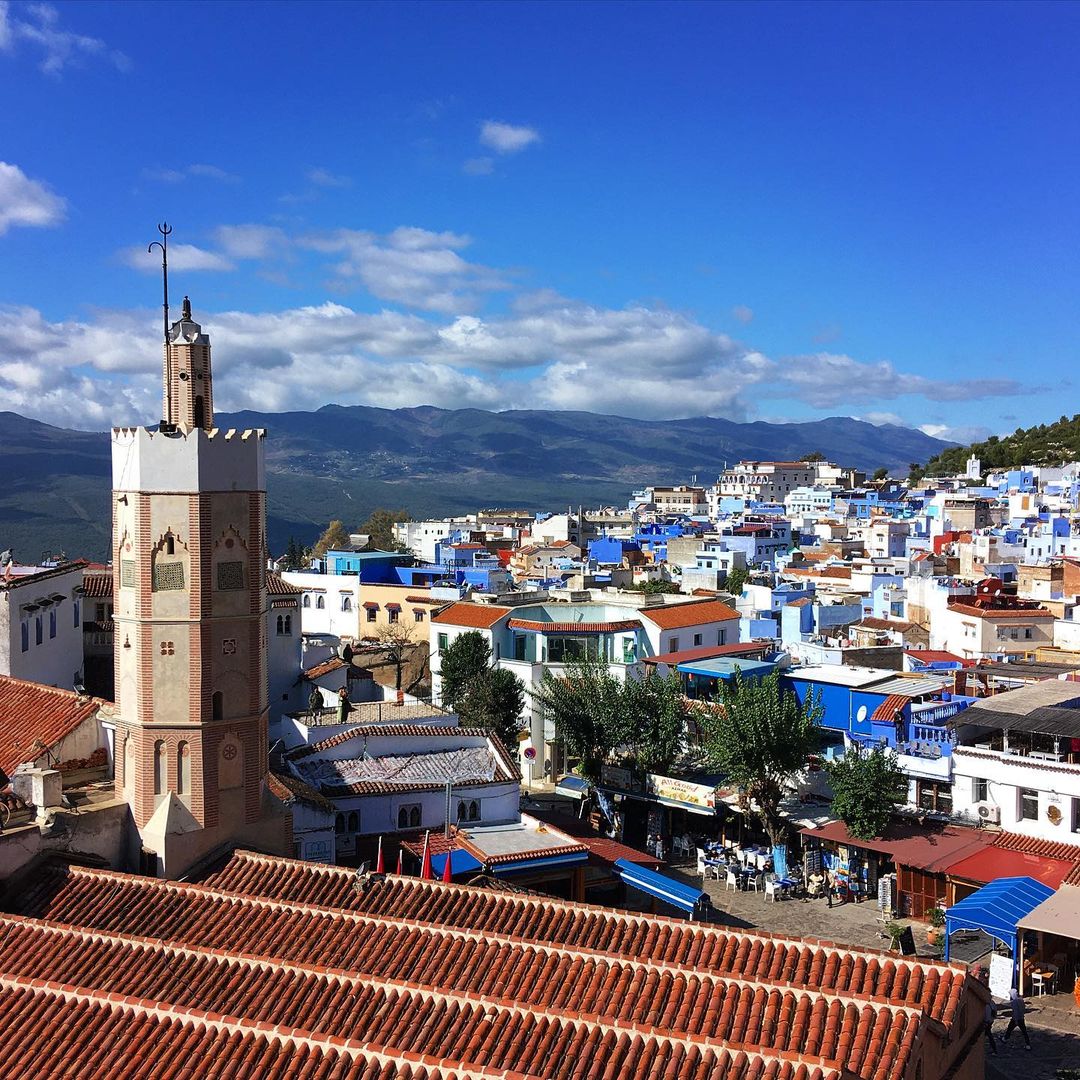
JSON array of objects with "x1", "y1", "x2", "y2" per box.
[
  {"x1": 601, "y1": 765, "x2": 635, "y2": 791},
  {"x1": 989, "y1": 953, "x2": 1013, "y2": 1001},
  {"x1": 646, "y1": 773, "x2": 717, "y2": 812}
]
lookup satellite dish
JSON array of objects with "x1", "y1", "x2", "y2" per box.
[{"x1": 856, "y1": 706, "x2": 868, "y2": 722}]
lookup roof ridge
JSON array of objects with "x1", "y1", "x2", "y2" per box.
[
  {"x1": 0, "y1": 914, "x2": 862, "y2": 1076},
  {"x1": 0, "y1": 673, "x2": 104, "y2": 706},
  {"x1": 49, "y1": 864, "x2": 940, "y2": 1020}
]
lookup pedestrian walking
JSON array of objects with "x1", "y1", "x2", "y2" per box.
[
  {"x1": 1002, "y1": 988, "x2": 1032, "y2": 1050},
  {"x1": 825, "y1": 868, "x2": 833, "y2": 908},
  {"x1": 982, "y1": 1000, "x2": 997, "y2": 1056}
]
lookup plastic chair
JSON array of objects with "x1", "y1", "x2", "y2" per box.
[
  {"x1": 725, "y1": 869, "x2": 739, "y2": 892},
  {"x1": 746, "y1": 872, "x2": 761, "y2": 894},
  {"x1": 764, "y1": 878, "x2": 780, "y2": 903},
  {"x1": 1031, "y1": 971, "x2": 1047, "y2": 997},
  {"x1": 696, "y1": 850, "x2": 708, "y2": 877}
]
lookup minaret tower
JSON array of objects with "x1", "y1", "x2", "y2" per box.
[{"x1": 111, "y1": 232, "x2": 286, "y2": 876}]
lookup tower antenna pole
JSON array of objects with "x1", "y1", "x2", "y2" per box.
[{"x1": 148, "y1": 222, "x2": 174, "y2": 431}]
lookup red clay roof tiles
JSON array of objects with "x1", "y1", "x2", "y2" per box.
[
  {"x1": 430, "y1": 603, "x2": 512, "y2": 628},
  {"x1": 638, "y1": 600, "x2": 741, "y2": 629},
  {"x1": 0, "y1": 675, "x2": 104, "y2": 776}
]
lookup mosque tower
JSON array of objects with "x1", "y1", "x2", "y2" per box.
[{"x1": 111, "y1": 273, "x2": 287, "y2": 876}]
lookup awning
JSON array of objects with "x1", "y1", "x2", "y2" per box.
[
  {"x1": 490, "y1": 850, "x2": 589, "y2": 875},
  {"x1": 555, "y1": 775, "x2": 589, "y2": 800},
  {"x1": 614, "y1": 858, "x2": 707, "y2": 915},
  {"x1": 362, "y1": 602, "x2": 379, "y2": 610},
  {"x1": 945, "y1": 876, "x2": 1055, "y2": 979},
  {"x1": 1017, "y1": 884, "x2": 1080, "y2": 939},
  {"x1": 430, "y1": 849, "x2": 482, "y2": 876}
]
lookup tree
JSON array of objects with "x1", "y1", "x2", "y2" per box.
[
  {"x1": 360, "y1": 508, "x2": 410, "y2": 552},
  {"x1": 312, "y1": 520, "x2": 350, "y2": 559},
  {"x1": 626, "y1": 579, "x2": 682, "y2": 595},
  {"x1": 724, "y1": 565, "x2": 749, "y2": 597},
  {"x1": 375, "y1": 620, "x2": 416, "y2": 690},
  {"x1": 872, "y1": 467, "x2": 889, "y2": 482},
  {"x1": 529, "y1": 659, "x2": 626, "y2": 782},
  {"x1": 438, "y1": 630, "x2": 492, "y2": 711},
  {"x1": 699, "y1": 670, "x2": 822, "y2": 849},
  {"x1": 280, "y1": 536, "x2": 308, "y2": 570},
  {"x1": 824, "y1": 743, "x2": 908, "y2": 841},
  {"x1": 458, "y1": 667, "x2": 527, "y2": 750},
  {"x1": 801, "y1": 451, "x2": 826, "y2": 462},
  {"x1": 529, "y1": 663, "x2": 688, "y2": 781}
]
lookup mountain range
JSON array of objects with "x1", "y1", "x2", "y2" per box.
[{"x1": 0, "y1": 405, "x2": 952, "y2": 561}]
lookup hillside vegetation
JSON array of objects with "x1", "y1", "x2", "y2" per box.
[{"x1": 917, "y1": 413, "x2": 1080, "y2": 478}]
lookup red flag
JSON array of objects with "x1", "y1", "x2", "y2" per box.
[
  {"x1": 441, "y1": 846, "x2": 454, "y2": 883},
  {"x1": 420, "y1": 830, "x2": 433, "y2": 880},
  {"x1": 375, "y1": 835, "x2": 385, "y2": 875},
  {"x1": 395, "y1": 847, "x2": 403, "y2": 875}
]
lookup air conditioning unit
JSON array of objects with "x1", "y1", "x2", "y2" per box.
[{"x1": 974, "y1": 802, "x2": 1000, "y2": 824}]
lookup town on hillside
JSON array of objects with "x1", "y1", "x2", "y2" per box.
[{"x1": 4, "y1": 305, "x2": 1080, "y2": 1078}]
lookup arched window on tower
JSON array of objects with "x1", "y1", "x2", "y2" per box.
[
  {"x1": 342, "y1": 596, "x2": 352, "y2": 613},
  {"x1": 153, "y1": 741, "x2": 166, "y2": 795},
  {"x1": 468, "y1": 800, "x2": 480, "y2": 822},
  {"x1": 165, "y1": 533, "x2": 175, "y2": 556},
  {"x1": 303, "y1": 595, "x2": 311, "y2": 608},
  {"x1": 284, "y1": 614, "x2": 292, "y2": 635},
  {"x1": 212, "y1": 691, "x2": 224, "y2": 722},
  {"x1": 409, "y1": 806, "x2": 421, "y2": 828},
  {"x1": 316, "y1": 595, "x2": 325, "y2": 609},
  {"x1": 193, "y1": 395, "x2": 205, "y2": 429},
  {"x1": 347, "y1": 811, "x2": 359, "y2": 833},
  {"x1": 177, "y1": 741, "x2": 190, "y2": 796},
  {"x1": 276, "y1": 614, "x2": 284, "y2": 636}
]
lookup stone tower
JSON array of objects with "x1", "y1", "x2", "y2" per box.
[{"x1": 112, "y1": 297, "x2": 286, "y2": 876}]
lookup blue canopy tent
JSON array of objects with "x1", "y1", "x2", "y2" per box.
[
  {"x1": 430, "y1": 850, "x2": 483, "y2": 877},
  {"x1": 944, "y1": 876, "x2": 1055, "y2": 983},
  {"x1": 614, "y1": 858, "x2": 709, "y2": 919}
]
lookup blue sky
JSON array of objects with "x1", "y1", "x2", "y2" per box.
[{"x1": 0, "y1": 0, "x2": 1076, "y2": 438}]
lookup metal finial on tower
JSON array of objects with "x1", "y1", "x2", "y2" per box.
[{"x1": 148, "y1": 222, "x2": 174, "y2": 431}]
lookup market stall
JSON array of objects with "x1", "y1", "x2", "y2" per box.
[
  {"x1": 944, "y1": 876, "x2": 1055, "y2": 985},
  {"x1": 1016, "y1": 883, "x2": 1080, "y2": 996}
]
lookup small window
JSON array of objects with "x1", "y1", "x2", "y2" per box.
[
  {"x1": 973, "y1": 777, "x2": 988, "y2": 803},
  {"x1": 165, "y1": 533, "x2": 175, "y2": 556},
  {"x1": 212, "y1": 691, "x2": 224, "y2": 722},
  {"x1": 21, "y1": 622, "x2": 28, "y2": 653},
  {"x1": 1020, "y1": 788, "x2": 1039, "y2": 821},
  {"x1": 276, "y1": 614, "x2": 284, "y2": 636},
  {"x1": 1073, "y1": 799, "x2": 1080, "y2": 833},
  {"x1": 457, "y1": 799, "x2": 469, "y2": 821},
  {"x1": 303, "y1": 595, "x2": 311, "y2": 608},
  {"x1": 438, "y1": 633, "x2": 448, "y2": 652},
  {"x1": 366, "y1": 607, "x2": 377, "y2": 622},
  {"x1": 398, "y1": 803, "x2": 422, "y2": 830},
  {"x1": 388, "y1": 608, "x2": 399, "y2": 624},
  {"x1": 316, "y1": 596, "x2": 325, "y2": 609},
  {"x1": 335, "y1": 813, "x2": 345, "y2": 834},
  {"x1": 342, "y1": 596, "x2": 352, "y2": 612},
  {"x1": 468, "y1": 799, "x2": 480, "y2": 822},
  {"x1": 409, "y1": 805, "x2": 421, "y2": 828},
  {"x1": 347, "y1": 810, "x2": 359, "y2": 833},
  {"x1": 73, "y1": 599, "x2": 80, "y2": 628},
  {"x1": 693, "y1": 633, "x2": 702, "y2": 647},
  {"x1": 153, "y1": 741, "x2": 166, "y2": 795},
  {"x1": 669, "y1": 636, "x2": 679, "y2": 652},
  {"x1": 284, "y1": 614, "x2": 292, "y2": 635},
  {"x1": 177, "y1": 741, "x2": 190, "y2": 795},
  {"x1": 35, "y1": 616, "x2": 42, "y2": 645},
  {"x1": 414, "y1": 610, "x2": 425, "y2": 622}
]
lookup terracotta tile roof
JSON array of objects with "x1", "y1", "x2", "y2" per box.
[
  {"x1": 265, "y1": 570, "x2": 302, "y2": 595},
  {"x1": 527, "y1": 809, "x2": 664, "y2": 870},
  {"x1": 638, "y1": 600, "x2": 741, "y2": 629},
  {"x1": 0, "y1": 676, "x2": 104, "y2": 777},
  {"x1": 507, "y1": 617, "x2": 642, "y2": 633},
  {"x1": 289, "y1": 724, "x2": 488, "y2": 760},
  {"x1": 6, "y1": 860, "x2": 979, "y2": 1080},
  {"x1": 786, "y1": 597, "x2": 814, "y2": 608},
  {"x1": 0, "y1": 560, "x2": 86, "y2": 593},
  {"x1": 81, "y1": 570, "x2": 113, "y2": 598},
  {"x1": 304, "y1": 656, "x2": 347, "y2": 679},
  {"x1": 642, "y1": 642, "x2": 773, "y2": 667},
  {"x1": 266, "y1": 771, "x2": 336, "y2": 814},
  {"x1": 947, "y1": 603, "x2": 1054, "y2": 620},
  {"x1": 871, "y1": 694, "x2": 909, "y2": 723},
  {"x1": 990, "y1": 831, "x2": 1080, "y2": 863},
  {"x1": 406, "y1": 595, "x2": 443, "y2": 605},
  {"x1": 858, "y1": 617, "x2": 918, "y2": 633},
  {"x1": 429, "y1": 602, "x2": 512, "y2": 628}
]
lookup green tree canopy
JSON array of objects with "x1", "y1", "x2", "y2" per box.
[
  {"x1": 281, "y1": 536, "x2": 308, "y2": 570},
  {"x1": 699, "y1": 670, "x2": 822, "y2": 848},
  {"x1": 872, "y1": 467, "x2": 889, "y2": 481},
  {"x1": 530, "y1": 662, "x2": 688, "y2": 782},
  {"x1": 438, "y1": 630, "x2": 492, "y2": 711},
  {"x1": 801, "y1": 451, "x2": 826, "y2": 462},
  {"x1": 458, "y1": 667, "x2": 527, "y2": 751},
  {"x1": 724, "y1": 565, "x2": 749, "y2": 597},
  {"x1": 312, "y1": 519, "x2": 350, "y2": 558},
  {"x1": 823, "y1": 743, "x2": 908, "y2": 841},
  {"x1": 360, "y1": 508, "x2": 410, "y2": 551},
  {"x1": 529, "y1": 659, "x2": 627, "y2": 782}
]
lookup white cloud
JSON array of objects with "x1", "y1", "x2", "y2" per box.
[
  {"x1": 0, "y1": 161, "x2": 65, "y2": 234},
  {"x1": 479, "y1": 120, "x2": 540, "y2": 154},
  {"x1": 143, "y1": 163, "x2": 239, "y2": 184},
  {"x1": 214, "y1": 224, "x2": 288, "y2": 260},
  {"x1": 301, "y1": 226, "x2": 508, "y2": 313},
  {"x1": 0, "y1": 1, "x2": 129, "y2": 75},
  {"x1": 118, "y1": 243, "x2": 235, "y2": 273},
  {"x1": 859, "y1": 412, "x2": 907, "y2": 427},
  {"x1": 731, "y1": 305, "x2": 754, "y2": 325},
  {"x1": 919, "y1": 423, "x2": 991, "y2": 444},
  {"x1": 306, "y1": 167, "x2": 350, "y2": 188},
  {"x1": 463, "y1": 157, "x2": 494, "y2": 176}
]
